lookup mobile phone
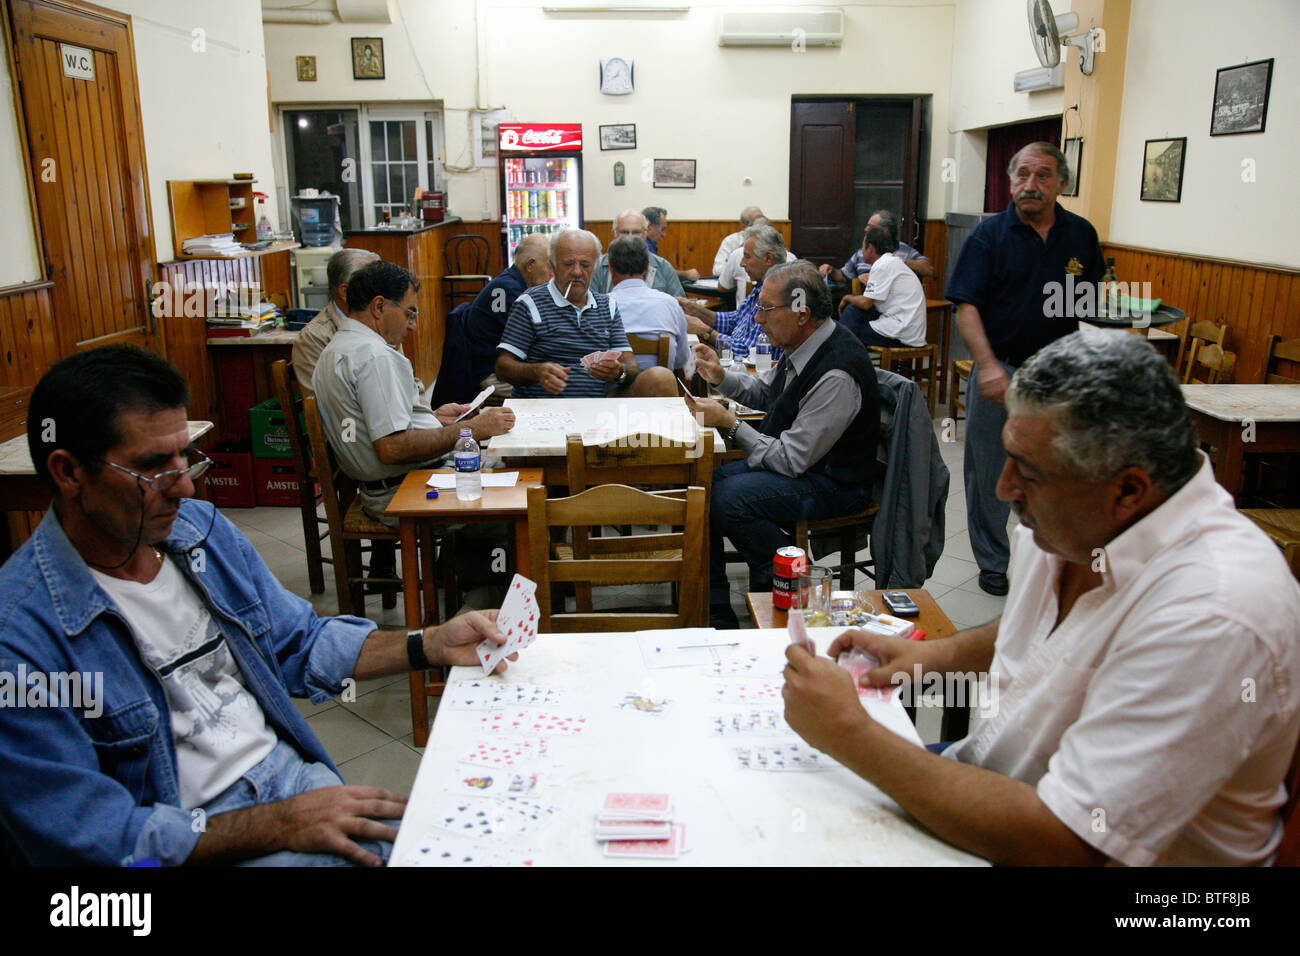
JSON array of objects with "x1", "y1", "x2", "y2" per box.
[{"x1": 882, "y1": 591, "x2": 920, "y2": 617}]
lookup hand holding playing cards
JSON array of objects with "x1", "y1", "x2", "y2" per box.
[
  {"x1": 271, "y1": 785, "x2": 408, "y2": 867},
  {"x1": 432, "y1": 610, "x2": 515, "y2": 674},
  {"x1": 827, "y1": 629, "x2": 937, "y2": 691},
  {"x1": 682, "y1": 392, "x2": 735, "y2": 431},
  {"x1": 782, "y1": 644, "x2": 872, "y2": 758},
  {"x1": 587, "y1": 356, "x2": 624, "y2": 382},
  {"x1": 434, "y1": 402, "x2": 472, "y2": 425}
]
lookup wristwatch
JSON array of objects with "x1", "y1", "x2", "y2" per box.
[
  {"x1": 407, "y1": 628, "x2": 432, "y2": 671},
  {"x1": 723, "y1": 418, "x2": 742, "y2": 443},
  {"x1": 615, "y1": 368, "x2": 629, "y2": 387}
]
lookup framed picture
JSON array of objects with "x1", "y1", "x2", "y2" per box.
[
  {"x1": 599, "y1": 124, "x2": 636, "y2": 151},
  {"x1": 351, "y1": 37, "x2": 384, "y2": 80},
  {"x1": 1061, "y1": 137, "x2": 1082, "y2": 197},
  {"x1": 1141, "y1": 137, "x2": 1186, "y2": 203},
  {"x1": 296, "y1": 56, "x2": 316, "y2": 82},
  {"x1": 472, "y1": 109, "x2": 512, "y2": 167},
  {"x1": 653, "y1": 158, "x2": 695, "y2": 189},
  {"x1": 1210, "y1": 58, "x2": 1273, "y2": 135}
]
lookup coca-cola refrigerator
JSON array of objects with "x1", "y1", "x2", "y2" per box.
[{"x1": 499, "y1": 123, "x2": 584, "y2": 262}]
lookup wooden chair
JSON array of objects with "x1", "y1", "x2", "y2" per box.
[
  {"x1": 1264, "y1": 334, "x2": 1300, "y2": 385},
  {"x1": 564, "y1": 431, "x2": 714, "y2": 621},
  {"x1": 300, "y1": 394, "x2": 403, "y2": 616},
  {"x1": 1176, "y1": 320, "x2": 1230, "y2": 383},
  {"x1": 271, "y1": 360, "x2": 328, "y2": 595},
  {"x1": 443, "y1": 234, "x2": 492, "y2": 311},
  {"x1": 872, "y1": 344, "x2": 939, "y2": 418},
  {"x1": 627, "y1": 333, "x2": 671, "y2": 369},
  {"x1": 528, "y1": 483, "x2": 706, "y2": 632},
  {"x1": 1239, "y1": 509, "x2": 1300, "y2": 580},
  {"x1": 949, "y1": 359, "x2": 972, "y2": 422},
  {"x1": 1187, "y1": 343, "x2": 1237, "y2": 385}
]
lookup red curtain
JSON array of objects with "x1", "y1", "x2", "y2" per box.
[{"x1": 984, "y1": 117, "x2": 1062, "y2": 213}]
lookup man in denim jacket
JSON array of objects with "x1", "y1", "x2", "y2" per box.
[{"x1": 0, "y1": 347, "x2": 514, "y2": 866}]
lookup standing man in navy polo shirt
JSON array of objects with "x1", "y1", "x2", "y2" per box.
[
  {"x1": 946, "y1": 141, "x2": 1103, "y2": 595},
  {"x1": 495, "y1": 228, "x2": 677, "y2": 398}
]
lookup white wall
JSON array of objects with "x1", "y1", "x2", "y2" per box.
[
  {"x1": 1109, "y1": 0, "x2": 1298, "y2": 268},
  {"x1": 0, "y1": 48, "x2": 41, "y2": 286},
  {"x1": 0, "y1": 0, "x2": 277, "y2": 283},
  {"x1": 264, "y1": 0, "x2": 960, "y2": 222},
  {"x1": 947, "y1": 0, "x2": 1065, "y2": 133}
]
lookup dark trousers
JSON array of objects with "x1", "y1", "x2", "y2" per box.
[{"x1": 708, "y1": 461, "x2": 872, "y2": 604}]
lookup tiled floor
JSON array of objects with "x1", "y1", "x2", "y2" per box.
[{"x1": 234, "y1": 414, "x2": 1011, "y2": 792}]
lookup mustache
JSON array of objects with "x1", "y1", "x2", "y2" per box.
[{"x1": 1016, "y1": 190, "x2": 1046, "y2": 200}]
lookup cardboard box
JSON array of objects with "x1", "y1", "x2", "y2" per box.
[
  {"x1": 253, "y1": 458, "x2": 302, "y2": 507},
  {"x1": 206, "y1": 440, "x2": 256, "y2": 508}
]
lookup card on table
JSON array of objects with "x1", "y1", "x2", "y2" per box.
[
  {"x1": 479, "y1": 710, "x2": 589, "y2": 736},
  {"x1": 709, "y1": 680, "x2": 784, "y2": 705},
  {"x1": 703, "y1": 655, "x2": 785, "y2": 679},
  {"x1": 708, "y1": 708, "x2": 794, "y2": 737},
  {"x1": 733, "y1": 742, "x2": 831, "y2": 772},
  {"x1": 476, "y1": 574, "x2": 540, "y2": 675},
  {"x1": 603, "y1": 822, "x2": 689, "y2": 860},
  {"x1": 399, "y1": 831, "x2": 539, "y2": 867},
  {"x1": 443, "y1": 679, "x2": 564, "y2": 711},
  {"x1": 457, "y1": 738, "x2": 552, "y2": 769},
  {"x1": 442, "y1": 764, "x2": 551, "y2": 798},
  {"x1": 600, "y1": 792, "x2": 674, "y2": 821},
  {"x1": 427, "y1": 796, "x2": 560, "y2": 841},
  {"x1": 594, "y1": 819, "x2": 673, "y2": 842}
]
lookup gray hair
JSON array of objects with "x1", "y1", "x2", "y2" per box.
[
  {"x1": 765, "y1": 260, "x2": 832, "y2": 322},
  {"x1": 744, "y1": 222, "x2": 786, "y2": 263},
  {"x1": 869, "y1": 210, "x2": 900, "y2": 243},
  {"x1": 740, "y1": 205, "x2": 764, "y2": 226},
  {"x1": 607, "y1": 235, "x2": 650, "y2": 278},
  {"x1": 642, "y1": 206, "x2": 666, "y2": 228},
  {"x1": 863, "y1": 224, "x2": 897, "y2": 256},
  {"x1": 327, "y1": 247, "x2": 379, "y2": 297},
  {"x1": 1007, "y1": 141, "x2": 1072, "y2": 187},
  {"x1": 614, "y1": 209, "x2": 646, "y2": 233},
  {"x1": 549, "y1": 228, "x2": 601, "y2": 264},
  {"x1": 1006, "y1": 330, "x2": 1198, "y2": 492},
  {"x1": 512, "y1": 232, "x2": 549, "y2": 266}
]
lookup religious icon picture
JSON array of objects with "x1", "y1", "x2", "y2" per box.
[
  {"x1": 296, "y1": 56, "x2": 316, "y2": 82},
  {"x1": 351, "y1": 37, "x2": 384, "y2": 80}
]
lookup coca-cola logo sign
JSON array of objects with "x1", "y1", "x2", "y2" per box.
[
  {"x1": 501, "y1": 129, "x2": 520, "y2": 148},
  {"x1": 521, "y1": 129, "x2": 563, "y2": 145},
  {"x1": 500, "y1": 124, "x2": 582, "y2": 151}
]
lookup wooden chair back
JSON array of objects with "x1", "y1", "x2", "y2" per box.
[
  {"x1": 1177, "y1": 320, "x2": 1229, "y2": 383},
  {"x1": 627, "y1": 333, "x2": 671, "y2": 369},
  {"x1": 1264, "y1": 335, "x2": 1300, "y2": 386},
  {"x1": 271, "y1": 360, "x2": 327, "y2": 595},
  {"x1": 527, "y1": 483, "x2": 706, "y2": 632},
  {"x1": 1188, "y1": 343, "x2": 1237, "y2": 385},
  {"x1": 872, "y1": 344, "x2": 939, "y2": 418}
]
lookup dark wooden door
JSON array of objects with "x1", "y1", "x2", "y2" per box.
[
  {"x1": 788, "y1": 100, "x2": 855, "y2": 268},
  {"x1": 8, "y1": 0, "x2": 155, "y2": 356},
  {"x1": 853, "y1": 99, "x2": 923, "y2": 250}
]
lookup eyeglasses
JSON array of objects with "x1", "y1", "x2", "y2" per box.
[
  {"x1": 105, "y1": 448, "x2": 213, "y2": 493},
  {"x1": 387, "y1": 299, "x2": 419, "y2": 321},
  {"x1": 755, "y1": 302, "x2": 785, "y2": 313}
]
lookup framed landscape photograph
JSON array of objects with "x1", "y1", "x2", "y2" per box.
[
  {"x1": 351, "y1": 37, "x2": 384, "y2": 80},
  {"x1": 1141, "y1": 137, "x2": 1186, "y2": 203},
  {"x1": 653, "y1": 158, "x2": 696, "y2": 189},
  {"x1": 1061, "y1": 137, "x2": 1082, "y2": 197},
  {"x1": 599, "y1": 124, "x2": 636, "y2": 151},
  {"x1": 1210, "y1": 58, "x2": 1273, "y2": 135}
]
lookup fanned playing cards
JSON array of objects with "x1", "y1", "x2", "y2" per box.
[{"x1": 476, "y1": 574, "x2": 540, "y2": 674}]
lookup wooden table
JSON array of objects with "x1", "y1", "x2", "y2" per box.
[
  {"x1": 391, "y1": 629, "x2": 987, "y2": 867},
  {"x1": 1182, "y1": 385, "x2": 1300, "y2": 500},
  {"x1": 745, "y1": 589, "x2": 957, "y2": 639},
  {"x1": 386, "y1": 467, "x2": 544, "y2": 746}
]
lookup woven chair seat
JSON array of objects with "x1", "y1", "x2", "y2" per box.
[{"x1": 343, "y1": 499, "x2": 395, "y2": 537}]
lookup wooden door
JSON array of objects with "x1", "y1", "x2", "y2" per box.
[
  {"x1": 788, "y1": 100, "x2": 855, "y2": 268},
  {"x1": 853, "y1": 99, "x2": 923, "y2": 250},
  {"x1": 8, "y1": 0, "x2": 155, "y2": 356}
]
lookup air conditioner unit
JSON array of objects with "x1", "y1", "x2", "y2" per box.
[
  {"x1": 1013, "y1": 64, "x2": 1065, "y2": 93},
  {"x1": 717, "y1": 8, "x2": 844, "y2": 47}
]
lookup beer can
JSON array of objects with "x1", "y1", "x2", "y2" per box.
[{"x1": 772, "y1": 546, "x2": 808, "y2": 610}]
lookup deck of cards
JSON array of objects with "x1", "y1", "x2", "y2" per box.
[
  {"x1": 597, "y1": 792, "x2": 690, "y2": 859},
  {"x1": 476, "y1": 574, "x2": 540, "y2": 674},
  {"x1": 580, "y1": 349, "x2": 621, "y2": 372}
]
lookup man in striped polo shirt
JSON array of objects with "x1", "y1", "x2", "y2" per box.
[{"x1": 495, "y1": 229, "x2": 677, "y2": 399}]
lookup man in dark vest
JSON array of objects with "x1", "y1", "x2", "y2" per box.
[{"x1": 687, "y1": 260, "x2": 880, "y2": 629}]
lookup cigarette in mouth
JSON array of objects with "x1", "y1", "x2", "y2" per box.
[{"x1": 564, "y1": 282, "x2": 572, "y2": 298}]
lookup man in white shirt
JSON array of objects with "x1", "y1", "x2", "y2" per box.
[
  {"x1": 782, "y1": 330, "x2": 1300, "y2": 865},
  {"x1": 712, "y1": 206, "x2": 765, "y2": 277},
  {"x1": 607, "y1": 236, "x2": 689, "y2": 373},
  {"x1": 291, "y1": 247, "x2": 379, "y2": 395},
  {"x1": 837, "y1": 225, "x2": 928, "y2": 348}
]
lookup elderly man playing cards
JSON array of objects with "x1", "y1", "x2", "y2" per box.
[{"x1": 782, "y1": 331, "x2": 1300, "y2": 867}]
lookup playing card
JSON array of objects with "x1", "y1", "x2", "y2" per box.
[
  {"x1": 398, "y1": 832, "x2": 539, "y2": 867},
  {"x1": 733, "y1": 742, "x2": 831, "y2": 772},
  {"x1": 595, "y1": 819, "x2": 673, "y2": 842},
  {"x1": 615, "y1": 693, "x2": 671, "y2": 715},
  {"x1": 603, "y1": 822, "x2": 689, "y2": 860},
  {"x1": 427, "y1": 797, "x2": 516, "y2": 840},
  {"x1": 788, "y1": 608, "x2": 815, "y2": 653},
  {"x1": 444, "y1": 680, "x2": 563, "y2": 710},
  {"x1": 442, "y1": 763, "x2": 550, "y2": 797},
  {"x1": 708, "y1": 708, "x2": 795, "y2": 737},
  {"x1": 836, "y1": 650, "x2": 896, "y2": 699},
  {"x1": 600, "y1": 792, "x2": 674, "y2": 821},
  {"x1": 476, "y1": 574, "x2": 539, "y2": 674},
  {"x1": 479, "y1": 710, "x2": 588, "y2": 736},
  {"x1": 457, "y1": 738, "x2": 552, "y2": 769},
  {"x1": 709, "y1": 681, "x2": 784, "y2": 705},
  {"x1": 703, "y1": 655, "x2": 783, "y2": 679}
]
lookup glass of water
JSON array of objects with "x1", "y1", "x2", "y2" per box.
[{"x1": 719, "y1": 345, "x2": 733, "y2": 367}]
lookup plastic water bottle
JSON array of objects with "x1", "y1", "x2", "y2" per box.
[
  {"x1": 454, "y1": 427, "x2": 481, "y2": 501},
  {"x1": 755, "y1": 331, "x2": 772, "y2": 372}
]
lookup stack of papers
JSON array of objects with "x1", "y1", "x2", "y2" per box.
[{"x1": 183, "y1": 234, "x2": 243, "y2": 256}]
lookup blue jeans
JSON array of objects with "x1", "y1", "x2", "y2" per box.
[
  {"x1": 202, "y1": 740, "x2": 394, "y2": 867},
  {"x1": 709, "y1": 461, "x2": 873, "y2": 603},
  {"x1": 840, "y1": 304, "x2": 907, "y2": 349}
]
